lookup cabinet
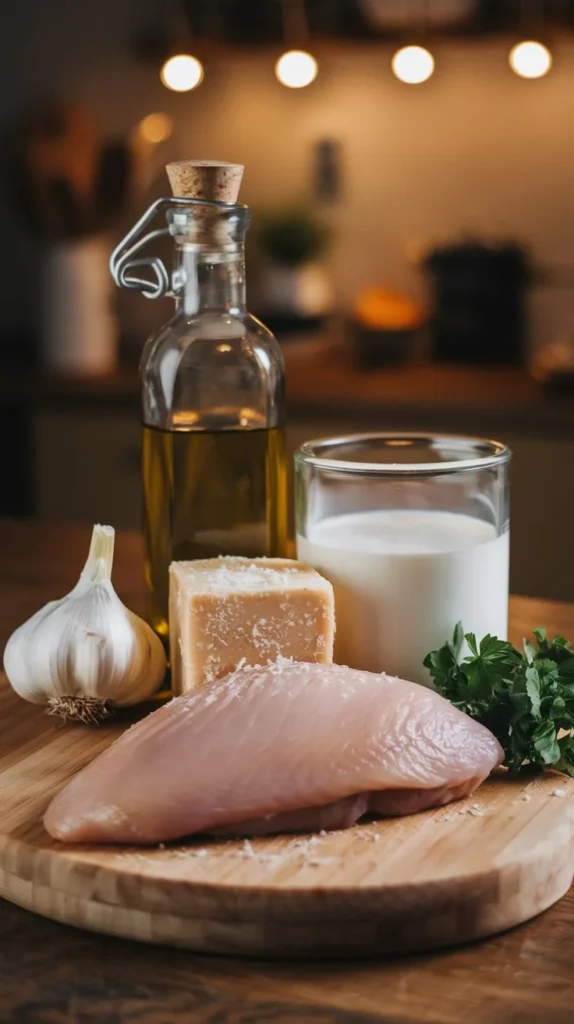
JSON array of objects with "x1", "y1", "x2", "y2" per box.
[{"x1": 34, "y1": 412, "x2": 141, "y2": 529}]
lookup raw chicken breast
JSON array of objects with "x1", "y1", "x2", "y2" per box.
[{"x1": 45, "y1": 662, "x2": 503, "y2": 844}]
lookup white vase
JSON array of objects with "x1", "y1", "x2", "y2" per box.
[
  {"x1": 42, "y1": 236, "x2": 117, "y2": 377},
  {"x1": 259, "y1": 261, "x2": 334, "y2": 318}
]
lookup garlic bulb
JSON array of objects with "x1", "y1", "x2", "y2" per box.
[{"x1": 3, "y1": 524, "x2": 166, "y2": 723}]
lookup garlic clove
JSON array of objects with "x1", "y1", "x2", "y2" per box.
[
  {"x1": 4, "y1": 601, "x2": 62, "y2": 703},
  {"x1": 3, "y1": 525, "x2": 167, "y2": 724}
]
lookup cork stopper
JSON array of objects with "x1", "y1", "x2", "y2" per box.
[{"x1": 166, "y1": 160, "x2": 244, "y2": 204}]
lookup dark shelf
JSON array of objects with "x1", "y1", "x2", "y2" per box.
[{"x1": 179, "y1": 1, "x2": 574, "y2": 45}]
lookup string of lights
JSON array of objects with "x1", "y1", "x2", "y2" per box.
[{"x1": 156, "y1": 1, "x2": 555, "y2": 93}]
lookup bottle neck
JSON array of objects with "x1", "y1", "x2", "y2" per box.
[{"x1": 174, "y1": 246, "x2": 246, "y2": 316}]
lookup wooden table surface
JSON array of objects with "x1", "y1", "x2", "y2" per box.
[{"x1": 1, "y1": 521, "x2": 574, "y2": 1024}]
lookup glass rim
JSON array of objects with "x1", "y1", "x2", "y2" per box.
[{"x1": 294, "y1": 432, "x2": 512, "y2": 477}]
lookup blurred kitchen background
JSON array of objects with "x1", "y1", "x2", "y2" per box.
[{"x1": 1, "y1": 0, "x2": 573, "y2": 599}]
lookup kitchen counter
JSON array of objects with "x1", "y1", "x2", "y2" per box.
[
  {"x1": 1, "y1": 343, "x2": 573, "y2": 436},
  {"x1": 1, "y1": 520, "x2": 574, "y2": 1024},
  {"x1": 4, "y1": 348, "x2": 574, "y2": 601}
]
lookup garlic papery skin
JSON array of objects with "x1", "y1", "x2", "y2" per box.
[{"x1": 3, "y1": 525, "x2": 166, "y2": 723}]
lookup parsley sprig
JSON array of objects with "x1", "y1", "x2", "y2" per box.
[{"x1": 423, "y1": 625, "x2": 574, "y2": 775}]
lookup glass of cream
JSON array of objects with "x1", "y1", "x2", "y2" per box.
[{"x1": 295, "y1": 434, "x2": 510, "y2": 686}]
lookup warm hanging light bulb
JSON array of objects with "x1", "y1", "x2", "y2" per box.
[
  {"x1": 509, "y1": 40, "x2": 552, "y2": 79},
  {"x1": 160, "y1": 53, "x2": 204, "y2": 92},
  {"x1": 275, "y1": 49, "x2": 318, "y2": 88},
  {"x1": 392, "y1": 45, "x2": 435, "y2": 85}
]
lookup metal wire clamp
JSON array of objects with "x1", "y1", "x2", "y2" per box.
[{"x1": 109, "y1": 196, "x2": 239, "y2": 300}]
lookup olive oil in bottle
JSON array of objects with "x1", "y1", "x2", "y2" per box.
[
  {"x1": 110, "y1": 160, "x2": 289, "y2": 675},
  {"x1": 142, "y1": 422, "x2": 288, "y2": 638}
]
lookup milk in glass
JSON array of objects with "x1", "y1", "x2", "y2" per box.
[{"x1": 297, "y1": 508, "x2": 509, "y2": 686}]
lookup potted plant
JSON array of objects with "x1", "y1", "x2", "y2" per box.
[{"x1": 256, "y1": 205, "x2": 333, "y2": 324}]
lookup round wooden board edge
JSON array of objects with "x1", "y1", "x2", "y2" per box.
[
  {"x1": 1, "y1": 806, "x2": 573, "y2": 920},
  {"x1": 1, "y1": 862, "x2": 572, "y2": 959},
  {"x1": 1, "y1": 841, "x2": 573, "y2": 958}
]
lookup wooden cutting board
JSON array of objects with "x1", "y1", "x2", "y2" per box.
[{"x1": 1, "y1": 680, "x2": 574, "y2": 959}]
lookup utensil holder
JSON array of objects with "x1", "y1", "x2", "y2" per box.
[{"x1": 42, "y1": 236, "x2": 117, "y2": 376}]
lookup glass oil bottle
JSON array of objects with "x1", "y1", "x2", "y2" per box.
[{"x1": 110, "y1": 162, "x2": 288, "y2": 651}]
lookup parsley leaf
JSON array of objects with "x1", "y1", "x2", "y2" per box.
[{"x1": 423, "y1": 624, "x2": 574, "y2": 775}]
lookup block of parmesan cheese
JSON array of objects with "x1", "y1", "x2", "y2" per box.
[{"x1": 169, "y1": 557, "x2": 335, "y2": 694}]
